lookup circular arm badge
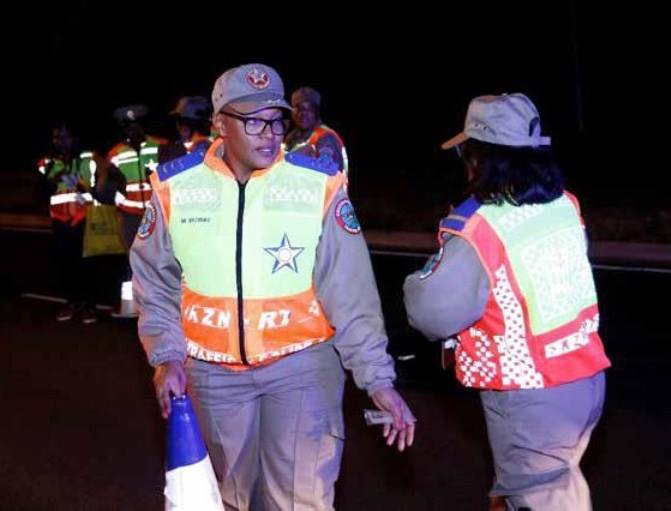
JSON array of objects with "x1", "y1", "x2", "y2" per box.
[
  {"x1": 334, "y1": 198, "x2": 361, "y2": 234},
  {"x1": 418, "y1": 246, "x2": 444, "y2": 280},
  {"x1": 137, "y1": 203, "x2": 157, "y2": 240}
]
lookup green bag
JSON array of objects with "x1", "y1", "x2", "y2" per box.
[{"x1": 82, "y1": 204, "x2": 126, "y2": 257}]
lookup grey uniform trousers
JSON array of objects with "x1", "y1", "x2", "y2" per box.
[
  {"x1": 185, "y1": 341, "x2": 346, "y2": 511},
  {"x1": 481, "y1": 371, "x2": 606, "y2": 511}
]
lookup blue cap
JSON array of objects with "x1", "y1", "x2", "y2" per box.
[{"x1": 170, "y1": 96, "x2": 212, "y2": 121}]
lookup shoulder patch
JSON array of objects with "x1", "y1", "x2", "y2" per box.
[
  {"x1": 334, "y1": 198, "x2": 361, "y2": 234},
  {"x1": 285, "y1": 150, "x2": 339, "y2": 176},
  {"x1": 418, "y1": 246, "x2": 444, "y2": 280},
  {"x1": 440, "y1": 197, "x2": 481, "y2": 232},
  {"x1": 137, "y1": 203, "x2": 157, "y2": 240},
  {"x1": 315, "y1": 132, "x2": 340, "y2": 148},
  {"x1": 156, "y1": 148, "x2": 206, "y2": 182}
]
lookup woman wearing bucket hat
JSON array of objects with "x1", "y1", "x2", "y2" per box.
[{"x1": 404, "y1": 93, "x2": 610, "y2": 510}]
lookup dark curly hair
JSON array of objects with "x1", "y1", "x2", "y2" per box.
[{"x1": 460, "y1": 139, "x2": 564, "y2": 206}]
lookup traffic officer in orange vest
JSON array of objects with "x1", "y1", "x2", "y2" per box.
[
  {"x1": 37, "y1": 122, "x2": 97, "y2": 324},
  {"x1": 108, "y1": 104, "x2": 166, "y2": 317},
  {"x1": 284, "y1": 86, "x2": 348, "y2": 176},
  {"x1": 131, "y1": 63, "x2": 415, "y2": 510},
  {"x1": 404, "y1": 93, "x2": 611, "y2": 511}
]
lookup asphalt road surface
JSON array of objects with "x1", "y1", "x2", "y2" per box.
[{"x1": 1, "y1": 230, "x2": 669, "y2": 510}]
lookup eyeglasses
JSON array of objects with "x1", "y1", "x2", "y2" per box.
[{"x1": 221, "y1": 111, "x2": 289, "y2": 136}]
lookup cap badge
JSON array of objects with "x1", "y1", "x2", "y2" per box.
[{"x1": 246, "y1": 68, "x2": 270, "y2": 90}]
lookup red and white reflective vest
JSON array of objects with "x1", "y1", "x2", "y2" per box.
[
  {"x1": 37, "y1": 151, "x2": 95, "y2": 225},
  {"x1": 441, "y1": 192, "x2": 611, "y2": 390}
]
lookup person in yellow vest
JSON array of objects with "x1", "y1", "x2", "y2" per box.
[
  {"x1": 158, "y1": 96, "x2": 213, "y2": 164},
  {"x1": 108, "y1": 104, "x2": 166, "y2": 318},
  {"x1": 404, "y1": 94, "x2": 611, "y2": 511},
  {"x1": 284, "y1": 86, "x2": 348, "y2": 176},
  {"x1": 37, "y1": 122, "x2": 97, "y2": 324},
  {"x1": 131, "y1": 63, "x2": 415, "y2": 509}
]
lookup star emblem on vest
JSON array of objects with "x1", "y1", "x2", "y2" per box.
[{"x1": 264, "y1": 234, "x2": 304, "y2": 273}]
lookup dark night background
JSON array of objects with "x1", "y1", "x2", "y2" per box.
[
  {"x1": 0, "y1": 5, "x2": 669, "y2": 510},
  {"x1": 0, "y1": 2, "x2": 663, "y2": 226}
]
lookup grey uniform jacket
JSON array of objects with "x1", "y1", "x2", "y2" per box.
[
  {"x1": 130, "y1": 163, "x2": 395, "y2": 396},
  {"x1": 403, "y1": 233, "x2": 490, "y2": 341}
]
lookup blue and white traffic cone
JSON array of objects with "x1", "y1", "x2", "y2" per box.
[{"x1": 164, "y1": 395, "x2": 224, "y2": 511}]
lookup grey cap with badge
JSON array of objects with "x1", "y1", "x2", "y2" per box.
[{"x1": 211, "y1": 63, "x2": 292, "y2": 115}]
